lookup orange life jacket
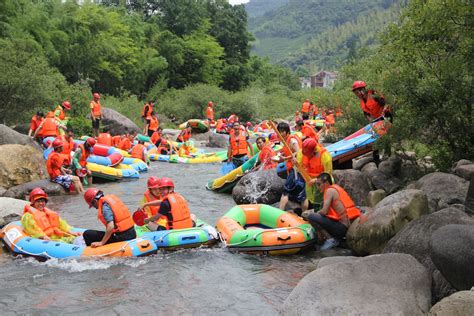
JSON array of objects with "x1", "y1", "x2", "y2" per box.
[
  {"x1": 97, "y1": 195, "x2": 134, "y2": 233},
  {"x1": 112, "y1": 135, "x2": 121, "y2": 147},
  {"x1": 118, "y1": 137, "x2": 132, "y2": 151},
  {"x1": 61, "y1": 136, "x2": 75, "y2": 156},
  {"x1": 150, "y1": 131, "x2": 161, "y2": 145},
  {"x1": 91, "y1": 100, "x2": 101, "y2": 117},
  {"x1": 283, "y1": 134, "x2": 302, "y2": 170},
  {"x1": 77, "y1": 143, "x2": 90, "y2": 168},
  {"x1": 23, "y1": 205, "x2": 64, "y2": 237},
  {"x1": 230, "y1": 134, "x2": 248, "y2": 156},
  {"x1": 301, "y1": 123, "x2": 319, "y2": 142},
  {"x1": 177, "y1": 129, "x2": 191, "y2": 142},
  {"x1": 41, "y1": 117, "x2": 58, "y2": 137},
  {"x1": 149, "y1": 116, "x2": 159, "y2": 132},
  {"x1": 216, "y1": 120, "x2": 225, "y2": 131},
  {"x1": 326, "y1": 113, "x2": 335, "y2": 125},
  {"x1": 30, "y1": 115, "x2": 43, "y2": 134},
  {"x1": 359, "y1": 90, "x2": 384, "y2": 119},
  {"x1": 324, "y1": 184, "x2": 361, "y2": 222},
  {"x1": 97, "y1": 133, "x2": 112, "y2": 146},
  {"x1": 162, "y1": 193, "x2": 193, "y2": 230},
  {"x1": 313, "y1": 106, "x2": 319, "y2": 116},
  {"x1": 302, "y1": 145, "x2": 327, "y2": 177},
  {"x1": 55, "y1": 105, "x2": 65, "y2": 120},
  {"x1": 130, "y1": 143, "x2": 146, "y2": 160},
  {"x1": 46, "y1": 151, "x2": 64, "y2": 179},
  {"x1": 141, "y1": 104, "x2": 152, "y2": 119},
  {"x1": 143, "y1": 190, "x2": 161, "y2": 217},
  {"x1": 301, "y1": 101, "x2": 311, "y2": 113},
  {"x1": 258, "y1": 145, "x2": 277, "y2": 170},
  {"x1": 206, "y1": 106, "x2": 214, "y2": 121}
]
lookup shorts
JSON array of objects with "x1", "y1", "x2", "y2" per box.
[
  {"x1": 92, "y1": 118, "x2": 100, "y2": 129},
  {"x1": 52, "y1": 175, "x2": 73, "y2": 190},
  {"x1": 308, "y1": 213, "x2": 348, "y2": 240}
]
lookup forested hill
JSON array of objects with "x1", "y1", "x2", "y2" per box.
[
  {"x1": 247, "y1": 0, "x2": 401, "y2": 71},
  {"x1": 244, "y1": 0, "x2": 288, "y2": 18}
]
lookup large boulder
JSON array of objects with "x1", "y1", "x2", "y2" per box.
[
  {"x1": 99, "y1": 107, "x2": 141, "y2": 135},
  {"x1": 0, "y1": 197, "x2": 29, "y2": 227},
  {"x1": 453, "y1": 164, "x2": 474, "y2": 181},
  {"x1": 232, "y1": 169, "x2": 284, "y2": 204},
  {"x1": 3, "y1": 179, "x2": 67, "y2": 199},
  {"x1": 208, "y1": 132, "x2": 229, "y2": 148},
  {"x1": 333, "y1": 169, "x2": 372, "y2": 206},
  {"x1": 430, "y1": 224, "x2": 474, "y2": 291},
  {"x1": 378, "y1": 155, "x2": 402, "y2": 177},
  {"x1": 0, "y1": 144, "x2": 48, "y2": 189},
  {"x1": 384, "y1": 207, "x2": 474, "y2": 302},
  {"x1": 347, "y1": 189, "x2": 429, "y2": 255},
  {"x1": 364, "y1": 166, "x2": 403, "y2": 194},
  {"x1": 282, "y1": 253, "x2": 431, "y2": 315},
  {"x1": 429, "y1": 291, "x2": 474, "y2": 315},
  {"x1": 162, "y1": 129, "x2": 180, "y2": 140},
  {"x1": 352, "y1": 155, "x2": 373, "y2": 170},
  {"x1": 415, "y1": 172, "x2": 469, "y2": 213},
  {"x1": 0, "y1": 124, "x2": 42, "y2": 151},
  {"x1": 465, "y1": 176, "x2": 474, "y2": 215},
  {"x1": 367, "y1": 189, "x2": 386, "y2": 207}
]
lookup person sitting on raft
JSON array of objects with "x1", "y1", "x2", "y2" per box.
[
  {"x1": 47, "y1": 138, "x2": 84, "y2": 194},
  {"x1": 227, "y1": 121, "x2": 254, "y2": 168},
  {"x1": 82, "y1": 188, "x2": 136, "y2": 247},
  {"x1": 130, "y1": 139, "x2": 149, "y2": 165},
  {"x1": 72, "y1": 137, "x2": 96, "y2": 185},
  {"x1": 176, "y1": 124, "x2": 192, "y2": 143},
  {"x1": 140, "y1": 177, "x2": 168, "y2": 230},
  {"x1": 22, "y1": 188, "x2": 81, "y2": 243},
  {"x1": 307, "y1": 173, "x2": 361, "y2": 250},
  {"x1": 150, "y1": 127, "x2": 163, "y2": 147},
  {"x1": 142, "y1": 177, "x2": 195, "y2": 231},
  {"x1": 254, "y1": 136, "x2": 277, "y2": 170}
]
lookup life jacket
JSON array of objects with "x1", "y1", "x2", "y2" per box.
[
  {"x1": 97, "y1": 133, "x2": 112, "y2": 146},
  {"x1": 149, "y1": 116, "x2": 159, "y2": 132},
  {"x1": 30, "y1": 115, "x2": 43, "y2": 135},
  {"x1": 283, "y1": 134, "x2": 302, "y2": 170},
  {"x1": 77, "y1": 143, "x2": 90, "y2": 168},
  {"x1": 216, "y1": 120, "x2": 225, "y2": 132},
  {"x1": 206, "y1": 106, "x2": 214, "y2": 121},
  {"x1": 143, "y1": 190, "x2": 161, "y2": 217},
  {"x1": 46, "y1": 151, "x2": 64, "y2": 179},
  {"x1": 301, "y1": 123, "x2": 319, "y2": 142},
  {"x1": 54, "y1": 105, "x2": 65, "y2": 120},
  {"x1": 97, "y1": 195, "x2": 134, "y2": 233},
  {"x1": 230, "y1": 134, "x2": 248, "y2": 156},
  {"x1": 302, "y1": 145, "x2": 327, "y2": 177},
  {"x1": 91, "y1": 100, "x2": 101, "y2": 117},
  {"x1": 258, "y1": 145, "x2": 277, "y2": 170},
  {"x1": 324, "y1": 184, "x2": 361, "y2": 222},
  {"x1": 177, "y1": 129, "x2": 191, "y2": 142},
  {"x1": 130, "y1": 143, "x2": 146, "y2": 160},
  {"x1": 112, "y1": 135, "x2": 121, "y2": 147},
  {"x1": 141, "y1": 104, "x2": 152, "y2": 119},
  {"x1": 326, "y1": 113, "x2": 335, "y2": 125},
  {"x1": 301, "y1": 101, "x2": 311, "y2": 113},
  {"x1": 162, "y1": 193, "x2": 193, "y2": 230},
  {"x1": 23, "y1": 205, "x2": 64, "y2": 237},
  {"x1": 312, "y1": 105, "x2": 319, "y2": 116},
  {"x1": 41, "y1": 117, "x2": 58, "y2": 137},
  {"x1": 359, "y1": 90, "x2": 384, "y2": 119},
  {"x1": 61, "y1": 136, "x2": 75, "y2": 156},
  {"x1": 157, "y1": 143, "x2": 169, "y2": 155},
  {"x1": 118, "y1": 137, "x2": 132, "y2": 151},
  {"x1": 150, "y1": 131, "x2": 161, "y2": 145}
]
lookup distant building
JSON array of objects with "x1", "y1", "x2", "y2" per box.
[
  {"x1": 311, "y1": 71, "x2": 338, "y2": 89},
  {"x1": 299, "y1": 77, "x2": 311, "y2": 89}
]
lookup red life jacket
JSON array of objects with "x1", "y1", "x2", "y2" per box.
[
  {"x1": 46, "y1": 151, "x2": 64, "y2": 179},
  {"x1": 30, "y1": 115, "x2": 43, "y2": 135},
  {"x1": 23, "y1": 205, "x2": 64, "y2": 237},
  {"x1": 149, "y1": 117, "x2": 159, "y2": 132},
  {"x1": 118, "y1": 138, "x2": 132, "y2": 151},
  {"x1": 359, "y1": 90, "x2": 384, "y2": 119},
  {"x1": 301, "y1": 101, "x2": 311, "y2": 113},
  {"x1": 130, "y1": 144, "x2": 146, "y2": 160},
  {"x1": 324, "y1": 184, "x2": 361, "y2": 222},
  {"x1": 283, "y1": 134, "x2": 302, "y2": 170},
  {"x1": 91, "y1": 100, "x2": 101, "y2": 117},
  {"x1": 302, "y1": 145, "x2": 327, "y2": 177},
  {"x1": 301, "y1": 123, "x2": 319, "y2": 142},
  {"x1": 41, "y1": 117, "x2": 58, "y2": 137},
  {"x1": 150, "y1": 131, "x2": 161, "y2": 145},
  {"x1": 258, "y1": 145, "x2": 277, "y2": 170},
  {"x1": 78, "y1": 143, "x2": 90, "y2": 168},
  {"x1": 112, "y1": 135, "x2": 121, "y2": 147},
  {"x1": 230, "y1": 134, "x2": 248, "y2": 156},
  {"x1": 206, "y1": 106, "x2": 214, "y2": 121},
  {"x1": 97, "y1": 195, "x2": 134, "y2": 233},
  {"x1": 177, "y1": 129, "x2": 191, "y2": 142},
  {"x1": 162, "y1": 193, "x2": 193, "y2": 230}
]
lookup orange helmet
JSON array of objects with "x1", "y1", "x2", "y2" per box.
[
  {"x1": 147, "y1": 176, "x2": 161, "y2": 189},
  {"x1": 61, "y1": 101, "x2": 71, "y2": 110},
  {"x1": 158, "y1": 177, "x2": 174, "y2": 189},
  {"x1": 29, "y1": 187, "x2": 48, "y2": 203},
  {"x1": 93, "y1": 93, "x2": 100, "y2": 100},
  {"x1": 352, "y1": 81, "x2": 366, "y2": 91},
  {"x1": 84, "y1": 188, "x2": 102, "y2": 208},
  {"x1": 302, "y1": 138, "x2": 317, "y2": 155},
  {"x1": 52, "y1": 138, "x2": 64, "y2": 149}
]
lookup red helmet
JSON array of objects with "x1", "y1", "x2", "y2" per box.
[
  {"x1": 147, "y1": 176, "x2": 161, "y2": 189},
  {"x1": 61, "y1": 101, "x2": 71, "y2": 110},
  {"x1": 29, "y1": 187, "x2": 48, "y2": 203},
  {"x1": 86, "y1": 137, "x2": 96, "y2": 147},
  {"x1": 246, "y1": 122, "x2": 251, "y2": 127},
  {"x1": 208, "y1": 101, "x2": 213, "y2": 106},
  {"x1": 52, "y1": 138, "x2": 64, "y2": 149},
  {"x1": 269, "y1": 133, "x2": 279, "y2": 143},
  {"x1": 302, "y1": 138, "x2": 317, "y2": 155},
  {"x1": 352, "y1": 81, "x2": 366, "y2": 91},
  {"x1": 158, "y1": 177, "x2": 174, "y2": 189},
  {"x1": 84, "y1": 188, "x2": 101, "y2": 208},
  {"x1": 93, "y1": 93, "x2": 100, "y2": 100}
]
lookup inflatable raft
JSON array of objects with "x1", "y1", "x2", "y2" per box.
[
  {"x1": 87, "y1": 162, "x2": 139, "y2": 180},
  {"x1": 216, "y1": 204, "x2": 316, "y2": 255},
  {"x1": 1, "y1": 221, "x2": 157, "y2": 260},
  {"x1": 206, "y1": 154, "x2": 259, "y2": 193},
  {"x1": 179, "y1": 119, "x2": 209, "y2": 132}
]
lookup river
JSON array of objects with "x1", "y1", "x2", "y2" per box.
[{"x1": 0, "y1": 159, "x2": 340, "y2": 315}]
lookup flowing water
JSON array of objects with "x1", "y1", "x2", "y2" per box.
[{"x1": 0, "y1": 157, "x2": 338, "y2": 315}]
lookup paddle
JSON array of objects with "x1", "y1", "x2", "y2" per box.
[
  {"x1": 268, "y1": 121, "x2": 312, "y2": 183},
  {"x1": 132, "y1": 208, "x2": 147, "y2": 226}
]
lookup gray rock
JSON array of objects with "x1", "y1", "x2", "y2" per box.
[
  {"x1": 0, "y1": 124, "x2": 42, "y2": 151},
  {"x1": 451, "y1": 159, "x2": 473, "y2": 170},
  {"x1": 12, "y1": 123, "x2": 30, "y2": 135},
  {"x1": 97, "y1": 107, "x2": 141, "y2": 135},
  {"x1": 0, "y1": 197, "x2": 29, "y2": 227},
  {"x1": 367, "y1": 189, "x2": 387, "y2": 207},
  {"x1": 333, "y1": 169, "x2": 372, "y2": 206},
  {"x1": 361, "y1": 161, "x2": 377, "y2": 176},
  {"x1": 0, "y1": 186, "x2": 6, "y2": 197},
  {"x1": 191, "y1": 131, "x2": 210, "y2": 142},
  {"x1": 315, "y1": 256, "x2": 358, "y2": 269},
  {"x1": 429, "y1": 291, "x2": 474, "y2": 316},
  {"x1": 3, "y1": 179, "x2": 67, "y2": 199},
  {"x1": 366, "y1": 167, "x2": 403, "y2": 194},
  {"x1": 466, "y1": 176, "x2": 474, "y2": 215},
  {"x1": 352, "y1": 155, "x2": 373, "y2": 170},
  {"x1": 415, "y1": 172, "x2": 469, "y2": 213},
  {"x1": 454, "y1": 164, "x2": 474, "y2": 181},
  {"x1": 430, "y1": 224, "x2": 474, "y2": 291},
  {"x1": 208, "y1": 132, "x2": 229, "y2": 148},
  {"x1": 384, "y1": 207, "x2": 474, "y2": 302},
  {"x1": 0, "y1": 144, "x2": 48, "y2": 189},
  {"x1": 282, "y1": 253, "x2": 431, "y2": 315},
  {"x1": 232, "y1": 169, "x2": 284, "y2": 205},
  {"x1": 162, "y1": 129, "x2": 180, "y2": 139},
  {"x1": 347, "y1": 189, "x2": 429, "y2": 255},
  {"x1": 378, "y1": 155, "x2": 402, "y2": 177}
]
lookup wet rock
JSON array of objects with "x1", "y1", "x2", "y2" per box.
[
  {"x1": 208, "y1": 132, "x2": 229, "y2": 148},
  {"x1": 430, "y1": 224, "x2": 474, "y2": 291},
  {"x1": 3, "y1": 179, "x2": 67, "y2": 199},
  {"x1": 428, "y1": 291, "x2": 474, "y2": 316},
  {"x1": 347, "y1": 189, "x2": 428, "y2": 255},
  {"x1": 415, "y1": 172, "x2": 469, "y2": 213},
  {"x1": 378, "y1": 155, "x2": 402, "y2": 177},
  {"x1": 0, "y1": 144, "x2": 48, "y2": 189},
  {"x1": 232, "y1": 169, "x2": 284, "y2": 205},
  {"x1": 367, "y1": 189, "x2": 386, "y2": 207},
  {"x1": 333, "y1": 169, "x2": 372, "y2": 206},
  {"x1": 0, "y1": 197, "x2": 29, "y2": 227},
  {"x1": 315, "y1": 256, "x2": 358, "y2": 269},
  {"x1": 0, "y1": 124, "x2": 42, "y2": 151},
  {"x1": 384, "y1": 207, "x2": 474, "y2": 302},
  {"x1": 453, "y1": 164, "x2": 474, "y2": 181},
  {"x1": 352, "y1": 155, "x2": 373, "y2": 170},
  {"x1": 282, "y1": 253, "x2": 431, "y2": 315},
  {"x1": 96, "y1": 107, "x2": 141, "y2": 135}
]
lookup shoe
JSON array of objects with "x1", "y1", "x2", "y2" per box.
[{"x1": 320, "y1": 238, "x2": 339, "y2": 250}]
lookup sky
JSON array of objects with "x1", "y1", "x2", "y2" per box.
[{"x1": 229, "y1": 0, "x2": 250, "y2": 5}]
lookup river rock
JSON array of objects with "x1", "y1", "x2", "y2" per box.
[
  {"x1": 282, "y1": 253, "x2": 431, "y2": 315},
  {"x1": 315, "y1": 256, "x2": 359, "y2": 269},
  {"x1": 232, "y1": 169, "x2": 284, "y2": 204},
  {"x1": 0, "y1": 124, "x2": 42, "y2": 151},
  {"x1": 3, "y1": 179, "x2": 67, "y2": 199},
  {"x1": 415, "y1": 172, "x2": 469, "y2": 213},
  {"x1": 453, "y1": 164, "x2": 474, "y2": 181},
  {"x1": 367, "y1": 189, "x2": 386, "y2": 207},
  {"x1": 352, "y1": 155, "x2": 373, "y2": 170},
  {"x1": 0, "y1": 144, "x2": 48, "y2": 189},
  {"x1": 162, "y1": 129, "x2": 180, "y2": 139},
  {"x1": 429, "y1": 291, "x2": 474, "y2": 316},
  {"x1": 0, "y1": 186, "x2": 6, "y2": 197},
  {"x1": 191, "y1": 131, "x2": 210, "y2": 142},
  {"x1": 430, "y1": 224, "x2": 474, "y2": 291},
  {"x1": 346, "y1": 189, "x2": 428, "y2": 255},
  {"x1": 378, "y1": 155, "x2": 402, "y2": 177},
  {"x1": 208, "y1": 132, "x2": 229, "y2": 148},
  {"x1": 98, "y1": 107, "x2": 141, "y2": 135},
  {"x1": 361, "y1": 161, "x2": 377, "y2": 176},
  {"x1": 465, "y1": 176, "x2": 474, "y2": 215},
  {"x1": 333, "y1": 169, "x2": 371, "y2": 206},
  {"x1": 384, "y1": 207, "x2": 474, "y2": 302},
  {"x1": 452, "y1": 159, "x2": 473, "y2": 170},
  {"x1": 0, "y1": 197, "x2": 29, "y2": 227}
]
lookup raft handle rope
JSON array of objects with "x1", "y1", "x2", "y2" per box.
[
  {"x1": 221, "y1": 226, "x2": 312, "y2": 247},
  {"x1": 152, "y1": 226, "x2": 212, "y2": 243}
]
